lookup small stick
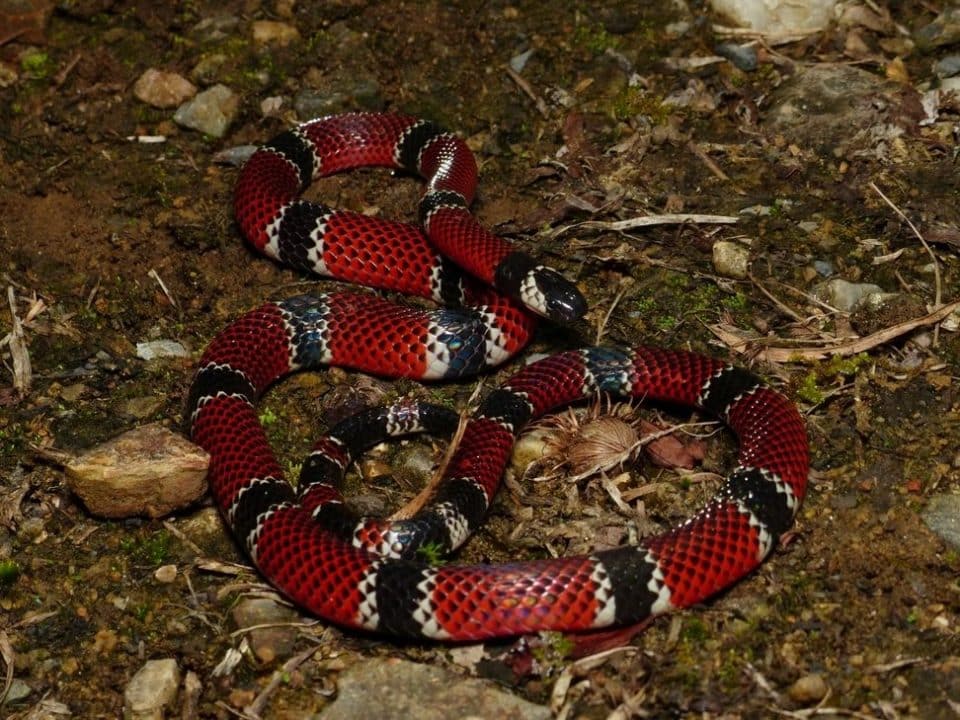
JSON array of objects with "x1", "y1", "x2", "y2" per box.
[
  {"x1": 148, "y1": 268, "x2": 179, "y2": 309},
  {"x1": 5, "y1": 286, "x2": 32, "y2": 395},
  {"x1": 869, "y1": 181, "x2": 942, "y2": 343},
  {"x1": 710, "y1": 299, "x2": 960, "y2": 362},
  {"x1": 504, "y1": 65, "x2": 549, "y2": 118},
  {"x1": 686, "y1": 140, "x2": 745, "y2": 195},
  {"x1": 555, "y1": 212, "x2": 738, "y2": 237}
]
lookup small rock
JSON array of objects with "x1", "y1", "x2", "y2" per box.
[
  {"x1": 60, "y1": 383, "x2": 87, "y2": 402},
  {"x1": 4, "y1": 677, "x2": 32, "y2": 703},
  {"x1": 509, "y1": 48, "x2": 535, "y2": 73},
  {"x1": 850, "y1": 292, "x2": 926, "y2": 336},
  {"x1": 715, "y1": 42, "x2": 757, "y2": 71},
  {"x1": 119, "y1": 396, "x2": 164, "y2": 420},
  {"x1": 190, "y1": 13, "x2": 240, "y2": 42},
  {"x1": 231, "y1": 597, "x2": 301, "y2": 664},
  {"x1": 922, "y1": 494, "x2": 960, "y2": 549},
  {"x1": 252, "y1": 20, "x2": 301, "y2": 46},
  {"x1": 154, "y1": 564, "x2": 177, "y2": 583},
  {"x1": 811, "y1": 278, "x2": 884, "y2": 313},
  {"x1": 709, "y1": 0, "x2": 836, "y2": 34},
  {"x1": 124, "y1": 658, "x2": 181, "y2": 720},
  {"x1": 765, "y1": 65, "x2": 916, "y2": 158},
  {"x1": 293, "y1": 76, "x2": 382, "y2": 118},
  {"x1": 914, "y1": 7, "x2": 960, "y2": 52},
  {"x1": 934, "y1": 55, "x2": 960, "y2": 79},
  {"x1": 712, "y1": 240, "x2": 750, "y2": 279},
  {"x1": 398, "y1": 444, "x2": 439, "y2": 480},
  {"x1": 133, "y1": 69, "x2": 197, "y2": 109},
  {"x1": 190, "y1": 53, "x2": 228, "y2": 84},
  {"x1": 173, "y1": 84, "x2": 239, "y2": 138},
  {"x1": 63, "y1": 423, "x2": 209, "y2": 519},
  {"x1": 136, "y1": 340, "x2": 189, "y2": 361},
  {"x1": 788, "y1": 673, "x2": 829, "y2": 704},
  {"x1": 0, "y1": 60, "x2": 18, "y2": 88},
  {"x1": 811, "y1": 260, "x2": 834, "y2": 277},
  {"x1": 510, "y1": 427, "x2": 551, "y2": 477},
  {"x1": 323, "y1": 658, "x2": 551, "y2": 720}
]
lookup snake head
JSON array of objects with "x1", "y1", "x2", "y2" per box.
[{"x1": 494, "y1": 251, "x2": 586, "y2": 323}]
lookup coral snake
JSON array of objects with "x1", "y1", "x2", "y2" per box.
[{"x1": 186, "y1": 113, "x2": 809, "y2": 640}]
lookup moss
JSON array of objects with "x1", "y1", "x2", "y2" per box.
[
  {"x1": 531, "y1": 631, "x2": 575, "y2": 669},
  {"x1": 796, "y1": 372, "x2": 825, "y2": 405},
  {"x1": 121, "y1": 530, "x2": 173, "y2": 567},
  {"x1": 20, "y1": 50, "x2": 53, "y2": 80},
  {"x1": 572, "y1": 22, "x2": 621, "y2": 55},
  {"x1": 0, "y1": 560, "x2": 21, "y2": 592},
  {"x1": 416, "y1": 541, "x2": 447, "y2": 566},
  {"x1": 612, "y1": 86, "x2": 669, "y2": 124},
  {"x1": 680, "y1": 617, "x2": 710, "y2": 643}
]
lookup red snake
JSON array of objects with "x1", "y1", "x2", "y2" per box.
[{"x1": 186, "y1": 113, "x2": 809, "y2": 640}]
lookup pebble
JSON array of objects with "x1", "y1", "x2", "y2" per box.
[
  {"x1": 921, "y1": 494, "x2": 960, "y2": 549},
  {"x1": 811, "y1": 278, "x2": 884, "y2": 313},
  {"x1": 154, "y1": 564, "x2": 177, "y2": 583},
  {"x1": 709, "y1": 0, "x2": 836, "y2": 34},
  {"x1": 765, "y1": 65, "x2": 906, "y2": 156},
  {"x1": 510, "y1": 427, "x2": 551, "y2": 477},
  {"x1": 132, "y1": 69, "x2": 197, "y2": 109},
  {"x1": 914, "y1": 7, "x2": 960, "y2": 52},
  {"x1": 712, "y1": 240, "x2": 750, "y2": 279},
  {"x1": 231, "y1": 597, "x2": 301, "y2": 665},
  {"x1": 509, "y1": 48, "x2": 535, "y2": 73},
  {"x1": 293, "y1": 78, "x2": 382, "y2": 119},
  {"x1": 5, "y1": 678, "x2": 32, "y2": 703},
  {"x1": 324, "y1": 657, "x2": 551, "y2": 720},
  {"x1": 934, "y1": 55, "x2": 960, "y2": 79},
  {"x1": 190, "y1": 53, "x2": 228, "y2": 84},
  {"x1": 124, "y1": 658, "x2": 181, "y2": 720},
  {"x1": 0, "y1": 60, "x2": 18, "y2": 88},
  {"x1": 119, "y1": 396, "x2": 163, "y2": 420},
  {"x1": 788, "y1": 673, "x2": 829, "y2": 704},
  {"x1": 812, "y1": 260, "x2": 834, "y2": 277},
  {"x1": 189, "y1": 13, "x2": 240, "y2": 42},
  {"x1": 60, "y1": 383, "x2": 87, "y2": 402},
  {"x1": 64, "y1": 423, "x2": 209, "y2": 519},
  {"x1": 715, "y1": 43, "x2": 757, "y2": 71},
  {"x1": 251, "y1": 20, "x2": 301, "y2": 46},
  {"x1": 173, "y1": 84, "x2": 239, "y2": 138},
  {"x1": 136, "y1": 340, "x2": 189, "y2": 361}
]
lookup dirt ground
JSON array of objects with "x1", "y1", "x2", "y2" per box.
[{"x1": 2, "y1": 1, "x2": 960, "y2": 718}]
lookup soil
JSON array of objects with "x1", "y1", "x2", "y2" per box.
[{"x1": 2, "y1": 1, "x2": 960, "y2": 718}]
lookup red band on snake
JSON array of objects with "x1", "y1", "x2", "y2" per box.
[{"x1": 187, "y1": 113, "x2": 809, "y2": 641}]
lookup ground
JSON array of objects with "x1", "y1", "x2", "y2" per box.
[{"x1": 1, "y1": 1, "x2": 960, "y2": 718}]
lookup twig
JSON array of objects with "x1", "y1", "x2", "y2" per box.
[
  {"x1": 867, "y1": 656, "x2": 925, "y2": 674},
  {"x1": 710, "y1": 299, "x2": 960, "y2": 362},
  {"x1": 0, "y1": 630, "x2": 14, "y2": 708},
  {"x1": 53, "y1": 53, "x2": 82, "y2": 87},
  {"x1": 748, "y1": 273, "x2": 805, "y2": 322},
  {"x1": 148, "y1": 268, "x2": 179, "y2": 309},
  {"x1": 391, "y1": 385, "x2": 482, "y2": 521},
  {"x1": 0, "y1": 29, "x2": 26, "y2": 48},
  {"x1": 686, "y1": 140, "x2": 745, "y2": 195},
  {"x1": 869, "y1": 181, "x2": 942, "y2": 344},
  {"x1": 5, "y1": 287, "x2": 32, "y2": 395},
  {"x1": 555, "y1": 212, "x2": 738, "y2": 237},
  {"x1": 162, "y1": 519, "x2": 204, "y2": 557},
  {"x1": 243, "y1": 643, "x2": 321, "y2": 719},
  {"x1": 595, "y1": 285, "x2": 629, "y2": 344},
  {"x1": 504, "y1": 65, "x2": 549, "y2": 118}
]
